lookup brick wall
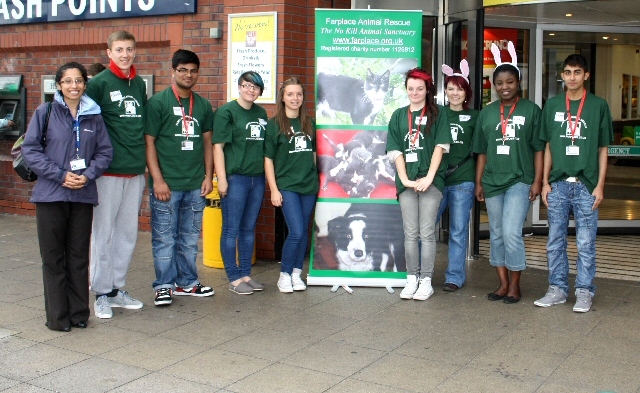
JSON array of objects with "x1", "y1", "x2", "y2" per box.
[{"x1": 0, "y1": 0, "x2": 349, "y2": 259}]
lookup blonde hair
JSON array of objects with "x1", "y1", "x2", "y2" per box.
[{"x1": 107, "y1": 31, "x2": 136, "y2": 49}]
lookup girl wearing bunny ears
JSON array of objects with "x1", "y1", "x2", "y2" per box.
[
  {"x1": 437, "y1": 59, "x2": 478, "y2": 292},
  {"x1": 472, "y1": 42, "x2": 545, "y2": 304},
  {"x1": 386, "y1": 68, "x2": 452, "y2": 301}
]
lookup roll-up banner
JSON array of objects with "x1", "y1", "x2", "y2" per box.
[{"x1": 309, "y1": 9, "x2": 422, "y2": 288}]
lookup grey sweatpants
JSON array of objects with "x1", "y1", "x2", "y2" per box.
[
  {"x1": 90, "y1": 174, "x2": 145, "y2": 295},
  {"x1": 398, "y1": 186, "x2": 442, "y2": 279}
]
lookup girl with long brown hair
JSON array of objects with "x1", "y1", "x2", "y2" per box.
[{"x1": 264, "y1": 77, "x2": 318, "y2": 293}]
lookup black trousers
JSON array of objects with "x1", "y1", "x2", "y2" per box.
[{"x1": 36, "y1": 202, "x2": 93, "y2": 330}]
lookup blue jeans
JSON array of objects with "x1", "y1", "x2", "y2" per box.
[
  {"x1": 220, "y1": 174, "x2": 265, "y2": 282},
  {"x1": 150, "y1": 189, "x2": 205, "y2": 290},
  {"x1": 484, "y1": 182, "x2": 531, "y2": 271},
  {"x1": 280, "y1": 190, "x2": 317, "y2": 274},
  {"x1": 546, "y1": 181, "x2": 598, "y2": 295},
  {"x1": 399, "y1": 186, "x2": 443, "y2": 279},
  {"x1": 437, "y1": 181, "x2": 475, "y2": 287}
]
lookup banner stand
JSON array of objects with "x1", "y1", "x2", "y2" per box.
[{"x1": 309, "y1": 8, "x2": 423, "y2": 290}]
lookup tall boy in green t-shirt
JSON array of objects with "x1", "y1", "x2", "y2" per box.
[
  {"x1": 87, "y1": 31, "x2": 147, "y2": 319},
  {"x1": 535, "y1": 54, "x2": 613, "y2": 313}
]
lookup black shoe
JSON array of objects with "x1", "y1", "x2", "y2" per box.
[
  {"x1": 72, "y1": 322, "x2": 88, "y2": 328},
  {"x1": 503, "y1": 296, "x2": 521, "y2": 304},
  {"x1": 45, "y1": 322, "x2": 71, "y2": 332},
  {"x1": 443, "y1": 283, "x2": 459, "y2": 292},
  {"x1": 154, "y1": 288, "x2": 172, "y2": 306},
  {"x1": 487, "y1": 292, "x2": 505, "y2": 301}
]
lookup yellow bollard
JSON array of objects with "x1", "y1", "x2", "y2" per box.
[{"x1": 202, "y1": 179, "x2": 256, "y2": 268}]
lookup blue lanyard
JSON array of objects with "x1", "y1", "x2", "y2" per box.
[{"x1": 74, "y1": 118, "x2": 81, "y2": 159}]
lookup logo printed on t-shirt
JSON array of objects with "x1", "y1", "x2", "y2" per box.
[
  {"x1": 450, "y1": 124, "x2": 465, "y2": 144},
  {"x1": 116, "y1": 96, "x2": 142, "y2": 118},
  {"x1": 493, "y1": 119, "x2": 520, "y2": 142},
  {"x1": 560, "y1": 116, "x2": 587, "y2": 140},
  {"x1": 245, "y1": 119, "x2": 266, "y2": 141}
]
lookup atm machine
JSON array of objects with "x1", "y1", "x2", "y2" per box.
[{"x1": 0, "y1": 75, "x2": 26, "y2": 139}]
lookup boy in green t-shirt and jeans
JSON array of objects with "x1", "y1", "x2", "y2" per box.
[
  {"x1": 535, "y1": 54, "x2": 613, "y2": 313},
  {"x1": 145, "y1": 50, "x2": 215, "y2": 306}
]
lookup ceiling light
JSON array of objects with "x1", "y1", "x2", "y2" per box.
[
  {"x1": 549, "y1": 33, "x2": 555, "y2": 36},
  {"x1": 565, "y1": 13, "x2": 572, "y2": 17},
  {"x1": 603, "y1": 36, "x2": 610, "y2": 40}
]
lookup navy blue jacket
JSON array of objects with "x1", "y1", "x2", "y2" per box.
[{"x1": 22, "y1": 92, "x2": 113, "y2": 205}]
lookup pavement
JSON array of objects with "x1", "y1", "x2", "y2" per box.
[{"x1": 1, "y1": 213, "x2": 639, "y2": 393}]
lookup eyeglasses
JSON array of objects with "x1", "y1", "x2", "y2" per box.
[
  {"x1": 240, "y1": 83, "x2": 258, "y2": 91},
  {"x1": 60, "y1": 78, "x2": 85, "y2": 85},
  {"x1": 175, "y1": 68, "x2": 199, "y2": 76}
]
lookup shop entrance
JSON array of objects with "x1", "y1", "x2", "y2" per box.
[{"x1": 538, "y1": 29, "x2": 640, "y2": 228}]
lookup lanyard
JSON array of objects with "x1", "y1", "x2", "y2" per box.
[
  {"x1": 73, "y1": 118, "x2": 80, "y2": 159},
  {"x1": 407, "y1": 106, "x2": 427, "y2": 149},
  {"x1": 500, "y1": 97, "x2": 519, "y2": 143},
  {"x1": 172, "y1": 84, "x2": 194, "y2": 140},
  {"x1": 566, "y1": 89, "x2": 586, "y2": 144}
]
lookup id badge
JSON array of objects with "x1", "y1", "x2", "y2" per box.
[
  {"x1": 183, "y1": 121, "x2": 194, "y2": 136},
  {"x1": 70, "y1": 158, "x2": 86, "y2": 170},
  {"x1": 497, "y1": 145, "x2": 510, "y2": 155},
  {"x1": 566, "y1": 145, "x2": 579, "y2": 155},
  {"x1": 182, "y1": 141, "x2": 194, "y2": 151},
  {"x1": 406, "y1": 152, "x2": 418, "y2": 162}
]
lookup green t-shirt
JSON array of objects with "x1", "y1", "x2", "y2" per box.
[
  {"x1": 85, "y1": 69, "x2": 147, "y2": 175},
  {"x1": 442, "y1": 107, "x2": 478, "y2": 186},
  {"x1": 212, "y1": 100, "x2": 268, "y2": 176},
  {"x1": 144, "y1": 87, "x2": 214, "y2": 191},
  {"x1": 473, "y1": 98, "x2": 545, "y2": 198},
  {"x1": 386, "y1": 104, "x2": 452, "y2": 194},
  {"x1": 541, "y1": 92, "x2": 613, "y2": 193},
  {"x1": 264, "y1": 117, "x2": 319, "y2": 195}
]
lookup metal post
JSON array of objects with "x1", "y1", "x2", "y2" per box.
[{"x1": 466, "y1": 203, "x2": 478, "y2": 261}]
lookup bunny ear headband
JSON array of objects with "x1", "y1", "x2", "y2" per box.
[
  {"x1": 491, "y1": 41, "x2": 520, "y2": 77},
  {"x1": 441, "y1": 59, "x2": 470, "y2": 84}
]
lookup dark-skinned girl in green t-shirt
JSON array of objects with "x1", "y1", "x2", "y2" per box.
[
  {"x1": 473, "y1": 44, "x2": 544, "y2": 304},
  {"x1": 264, "y1": 77, "x2": 319, "y2": 293}
]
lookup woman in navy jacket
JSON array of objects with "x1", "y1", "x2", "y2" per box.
[{"x1": 22, "y1": 62, "x2": 112, "y2": 331}]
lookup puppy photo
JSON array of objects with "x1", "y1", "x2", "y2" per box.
[
  {"x1": 317, "y1": 130, "x2": 396, "y2": 199},
  {"x1": 312, "y1": 202, "x2": 405, "y2": 272}
]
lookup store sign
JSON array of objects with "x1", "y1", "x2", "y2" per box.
[
  {"x1": 0, "y1": 0, "x2": 197, "y2": 26},
  {"x1": 484, "y1": 0, "x2": 581, "y2": 6},
  {"x1": 227, "y1": 12, "x2": 277, "y2": 103}
]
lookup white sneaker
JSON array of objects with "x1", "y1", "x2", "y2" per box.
[
  {"x1": 94, "y1": 295, "x2": 113, "y2": 319},
  {"x1": 109, "y1": 290, "x2": 144, "y2": 309},
  {"x1": 413, "y1": 277, "x2": 434, "y2": 301},
  {"x1": 277, "y1": 272, "x2": 293, "y2": 293},
  {"x1": 400, "y1": 275, "x2": 419, "y2": 299},
  {"x1": 291, "y1": 268, "x2": 307, "y2": 291}
]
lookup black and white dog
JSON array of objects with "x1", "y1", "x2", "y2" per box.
[
  {"x1": 327, "y1": 204, "x2": 405, "y2": 272},
  {"x1": 318, "y1": 131, "x2": 395, "y2": 198}
]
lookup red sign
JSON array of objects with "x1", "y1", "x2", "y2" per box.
[{"x1": 461, "y1": 28, "x2": 519, "y2": 67}]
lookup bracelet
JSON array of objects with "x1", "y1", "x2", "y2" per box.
[{"x1": 543, "y1": 183, "x2": 550, "y2": 187}]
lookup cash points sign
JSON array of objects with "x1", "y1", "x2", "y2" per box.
[{"x1": 0, "y1": 0, "x2": 197, "y2": 26}]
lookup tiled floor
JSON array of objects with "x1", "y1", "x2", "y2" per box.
[{"x1": 1, "y1": 213, "x2": 640, "y2": 393}]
